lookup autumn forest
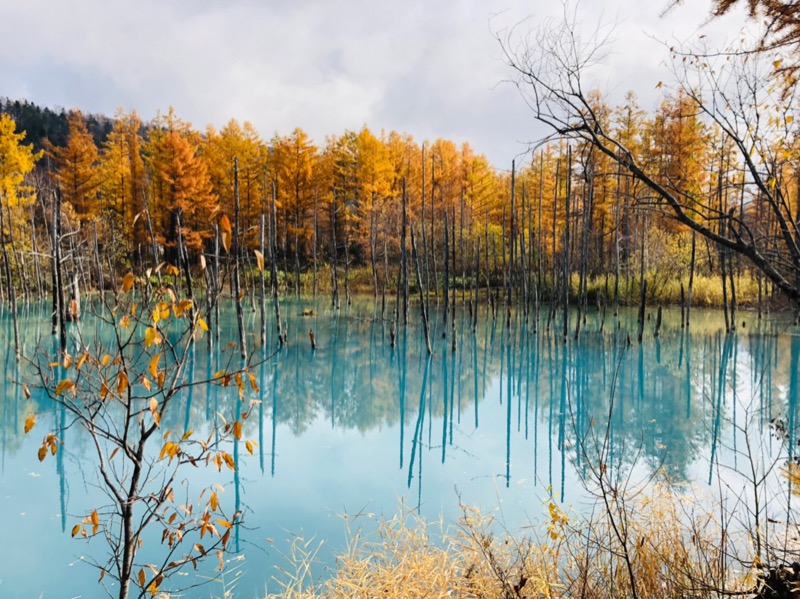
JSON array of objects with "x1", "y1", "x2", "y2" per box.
[{"x1": 0, "y1": 90, "x2": 791, "y2": 343}]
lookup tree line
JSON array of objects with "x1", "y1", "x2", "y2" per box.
[{"x1": 0, "y1": 92, "x2": 793, "y2": 338}]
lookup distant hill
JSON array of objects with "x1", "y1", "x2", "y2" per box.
[{"x1": 0, "y1": 98, "x2": 114, "y2": 152}]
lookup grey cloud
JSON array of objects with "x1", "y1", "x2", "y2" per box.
[{"x1": 0, "y1": 0, "x2": 748, "y2": 166}]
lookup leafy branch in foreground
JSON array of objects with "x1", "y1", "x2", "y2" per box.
[{"x1": 24, "y1": 272, "x2": 263, "y2": 599}]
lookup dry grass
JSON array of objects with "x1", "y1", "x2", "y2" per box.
[{"x1": 268, "y1": 485, "x2": 757, "y2": 599}]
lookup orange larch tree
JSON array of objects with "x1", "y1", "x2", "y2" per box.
[{"x1": 48, "y1": 111, "x2": 101, "y2": 223}]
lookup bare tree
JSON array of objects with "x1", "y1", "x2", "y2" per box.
[
  {"x1": 25, "y1": 278, "x2": 262, "y2": 599},
  {"x1": 499, "y1": 3, "x2": 800, "y2": 305}
]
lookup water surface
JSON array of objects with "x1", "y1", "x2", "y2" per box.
[{"x1": 0, "y1": 298, "x2": 796, "y2": 597}]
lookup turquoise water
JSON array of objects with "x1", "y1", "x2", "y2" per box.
[{"x1": 0, "y1": 298, "x2": 796, "y2": 597}]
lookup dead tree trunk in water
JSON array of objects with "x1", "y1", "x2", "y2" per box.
[
  {"x1": 260, "y1": 213, "x2": 267, "y2": 347},
  {"x1": 562, "y1": 148, "x2": 571, "y2": 342},
  {"x1": 30, "y1": 206, "x2": 42, "y2": 297},
  {"x1": 637, "y1": 280, "x2": 647, "y2": 343},
  {"x1": 686, "y1": 230, "x2": 696, "y2": 328},
  {"x1": 271, "y1": 181, "x2": 284, "y2": 345},
  {"x1": 176, "y1": 213, "x2": 195, "y2": 324},
  {"x1": 93, "y1": 221, "x2": 105, "y2": 303},
  {"x1": 51, "y1": 190, "x2": 60, "y2": 337},
  {"x1": 313, "y1": 188, "x2": 318, "y2": 299},
  {"x1": 401, "y1": 178, "x2": 409, "y2": 325},
  {"x1": 213, "y1": 225, "x2": 221, "y2": 345},
  {"x1": 410, "y1": 225, "x2": 431, "y2": 355},
  {"x1": 430, "y1": 154, "x2": 439, "y2": 302},
  {"x1": 442, "y1": 210, "x2": 449, "y2": 338},
  {"x1": 421, "y1": 143, "x2": 431, "y2": 319},
  {"x1": 233, "y1": 158, "x2": 247, "y2": 360},
  {"x1": 330, "y1": 190, "x2": 340, "y2": 310},
  {"x1": 0, "y1": 192, "x2": 20, "y2": 361}
]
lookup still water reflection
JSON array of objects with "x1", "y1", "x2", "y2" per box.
[{"x1": 0, "y1": 298, "x2": 797, "y2": 597}]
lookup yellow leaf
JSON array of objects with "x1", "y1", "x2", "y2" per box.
[
  {"x1": 38, "y1": 445, "x2": 47, "y2": 461},
  {"x1": 55, "y1": 379, "x2": 74, "y2": 396},
  {"x1": 788, "y1": 115, "x2": 794, "y2": 124},
  {"x1": 174, "y1": 299, "x2": 193, "y2": 317},
  {"x1": 222, "y1": 452, "x2": 236, "y2": 471},
  {"x1": 100, "y1": 380, "x2": 110, "y2": 400},
  {"x1": 24, "y1": 413, "x2": 35, "y2": 434},
  {"x1": 75, "y1": 352, "x2": 89, "y2": 370},
  {"x1": 71, "y1": 524, "x2": 81, "y2": 537},
  {"x1": 232, "y1": 420, "x2": 242, "y2": 441},
  {"x1": 117, "y1": 371, "x2": 128, "y2": 395},
  {"x1": 216, "y1": 518, "x2": 233, "y2": 529},
  {"x1": 144, "y1": 327, "x2": 162, "y2": 348},
  {"x1": 63, "y1": 353, "x2": 73, "y2": 369},
  {"x1": 245, "y1": 439, "x2": 257, "y2": 455},
  {"x1": 247, "y1": 372, "x2": 259, "y2": 393},
  {"x1": 121, "y1": 272, "x2": 135, "y2": 294},
  {"x1": 166, "y1": 264, "x2": 180, "y2": 277},
  {"x1": 150, "y1": 397, "x2": 158, "y2": 413},
  {"x1": 148, "y1": 354, "x2": 160, "y2": 379},
  {"x1": 137, "y1": 569, "x2": 146, "y2": 588},
  {"x1": 152, "y1": 411, "x2": 161, "y2": 427},
  {"x1": 141, "y1": 376, "x2": 152, "y2": 392},
  {"x1": 254, "y1": 249, "x2": 264, "y2": 272},
  {"x1": 197, "y1": 316, "x2": 209, "y2": 332},
  {"x1": 181, "y1": 429, "x2": 194, "y2": 441},
  {"x1": 101, "y1": 354, "x2": 111, "y2": 367},
  {"x1": 210, "y1": 491, "x2": 219, "y2": 511},
  {"x1": 147, "y1": 575, "x2": 163, "y2": 596},
  {"x1": 220, "y1": 215, "x2": 232, "y2": 245},
  {"x1": 22, "y1": 384, "x2": 30, "y2": 399}
]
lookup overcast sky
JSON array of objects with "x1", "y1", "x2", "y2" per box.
[{"x1": 0, "y1": 0, "x2": 746, "y2": 168}]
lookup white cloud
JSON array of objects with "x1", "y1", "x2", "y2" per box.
[{"x1": 0, "y1": 0, "x2": 752, "y2": 166}]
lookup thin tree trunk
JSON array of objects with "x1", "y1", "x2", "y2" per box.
[
  {"x1": 442, "y1": 210, "x2": 449, "y2": 337},
  {"x1": 31, "y1": 206, "x2": 43, "y2": 297},
  {"x1": 410, "y1": 225, "x2": 431, "y2": 355},
  {"x1": 294, "y1": 209, "x2": 301, "y2": 297},
  {"x1": 687, "y1": 230, "x2": 696, "y2": 328},
  {"x1": 0, "y1": 192, "x2": 20, "y2": 361},
  {"x1": 562, "y1": 148, "x2": 571, "y2": 342},
  {"x1": 402, "y1": 178, "x2": 409, "y2": 324},
  {"x1": 51, "y1": 190, "x2": 59, "y2": 337},
  {"x1": 272, "y1": 182, "x2": 284, "y2": 344},
  {"x1": 421, "y1": 143, "x2": 431, "y2": 321},
  {"x1": 176, "y1": 213, "x2": 194, "y2": 324},
  {"x1": 637, "y1": 280, "x2": 647, "y2": 343},
  {"x1": 330, "y1": 190, "x2": 339, "y2": 310},
  {"x1": 233, "y1": 158, "x2": 247, "y2": 360},
  {"x1": 313, "y1": 188, "x2": 318, "y2": 299},
  {"x1": 93, "y1": 221, "x2": 105, "y2": 303},
  {"x1": 260, "y1": 213, "x2": 267, "y2": 347}
]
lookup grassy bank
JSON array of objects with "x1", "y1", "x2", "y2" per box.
[
  {"x1": 271, "y1": 266, "x2": 774, "y2": 310},
  {"x1": 268, "y1": 484, "x2": 760, "y2": 598}
]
